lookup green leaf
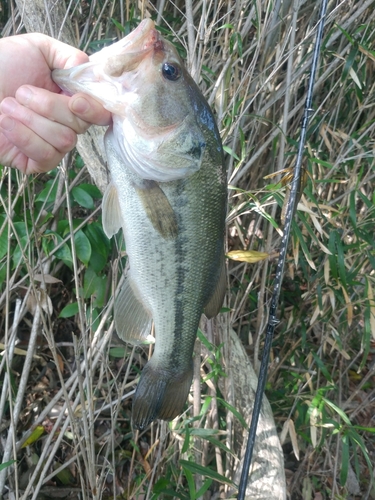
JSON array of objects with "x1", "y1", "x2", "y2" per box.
[
  {"x1": 74, "y1": 230, "x2": 91, "y2": 266},
  {"x1": 342, "y1": 45, "x2": 358, "y2": 82},
  {"x1": 55, "y1": 465, "x2": 75, "y2": 485},
  {"x1": 189, "y1": 428, "x2": 220, "y2": 438},
  {"x1": 87, "y1": 306, "x2": 100, "y2": 332},
  {"x1": 35, "y1": 181, "x2": 58, "y2": 203},
  {"x1": 79, "y1": 183, "x2": 102, "y2": 199},
  {"x1": 21, "y1": 426, "x2": 45, "y2": 448},
  {"x1": 0, "y1": 460, "x2": 16, "y2": 472},
  {"x1": 71, "y1": 186, "x2": 94, "y2": 209},
  {"x1": 181, "y1": 464, "x2": 196, "y2": 499},
  {"x1": 55, "y1": 243, "x2": 73, "y2": 265},
  {"x1": 216, "y1": 397, "x2": 247, "y2": 428},
  {"x1": 217, "y1": 23, "x2": 235, "y2": 30},
  {"x1": 12, "y1": 235, "x2": 29, "y2": 269},
  {"x1": 346, "y1": 429, "x2": 373, "y2": 472},
  {"x1": 42, "y1": 230, "x2": 72, "y2": 265},
  {"x1": 152, "y1": 477, "x2": 169, "y2": 494},
  {"x1": 111, "y1": 17, "x2": 125, "y2": 32},
  {"x1": 334, "y1": 233, "x2": 347, "y2": 289},
  {"x1": 195, "y1": 479, "x2": 213, "y2": 499},
  {"x1": 340, "y1": 433, "x2": 349, "y2": 486},
  {"x1": 84, "y1": 223, "x2": 110, "y2": 272},
  {"x1": 203, "y1": 435, "x2": 235, "y2": 457},
  {"x1": 59, "y1": 302, "x2": 79, "y2": 318},
  {"x1": 349, "y1": 191, "x2": 357, "y2": 228},
  {"x1": 223, "y1": 145, "x2": 240, "y2": 161},
  {"x1": 197, "y1": 329, "x2": 213, "y2": 351},
  {"x1": 322, "y1": 398, "x2": 351, "y2": 425},
  {"x1": 13, "y1": 221, "x2": 28, "y2": 238},
  {"x1": 328, "y1": 230, "x2": 338, "y2": 280},
  {"x1": 0, "y1": 227, "x2": 8, "y2": 259},
  {"x1": 109, "y1": 347, "x2": 127, "y2": 358},
  {"x1": 352, "y1": 425, "x2": 375, "y2": 433},
  {"x1": 179, "y1": 460, "x2": 235, "y2": 486},
  {"x1": 199, "y1": 396, "x2": 213, "y2": 417},
  {"x1": 292, "y1": 222, "x2": 316, "y2": 270},
  {"x1": 0, "y1": 263, "x2": 7, "y2": 287},
  {"x1": 311, "y1": 353, "x2": 332, "y2": 382},
  {"x1": 57, "y1": 219, "x2": 70, "y2": 238},
  {"x1": 75, "y1": 155, "x2": 84, "y2": 169},
  {"x1": 83, "y1": 267, "x2": 107, "y2": 308},
  {"x1": 220, "y1": 306, "x2": 231, "y2": 313},
  {"x1": 181, "y1": 425, "x2": 190, "y2": 454}
]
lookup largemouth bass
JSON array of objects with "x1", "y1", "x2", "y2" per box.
[{"x1": 53, "y1": 19, "x2": 227, "y2": 430}]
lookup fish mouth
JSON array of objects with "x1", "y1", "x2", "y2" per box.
[{"x1": 52, "y1": 19, "x2": 162, "y2": 101}]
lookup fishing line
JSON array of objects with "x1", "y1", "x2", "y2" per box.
[{"x1": 237, "y1": 0, "x2": 328, "y2": 497}]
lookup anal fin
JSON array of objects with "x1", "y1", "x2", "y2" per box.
[
  {"x1": 204, "y1": 253, "x2": 227, "y2": 319},
  {"x1": 114, "y1": 278, "x2": 153, "y2": 345},
  {"x1": 134, "y1": 180, "x2": 178, "y2": 239}
]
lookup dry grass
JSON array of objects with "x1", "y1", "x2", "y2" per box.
[{"x1": 0, "y1": 0, "x2": 375, "y2": 499}]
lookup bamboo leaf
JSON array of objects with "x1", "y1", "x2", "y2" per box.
[
  {"x1": 322, "y1": 398, "x2": 351, "y2": 425},
  {"x1": 21, "y1": 426, "x2": 45, "y2": 448},
  {"x1": 180, "y1": 460, "x2": 235, "y2": 486},
  {"x1": 181, "y1": 465, "x2": 196, "y2": 499},
  {"x1": 366, "y1": 278, "x2": 375, "y2": 341},
  {"x1": 227, "y1": 250, "x2": 269, "y2": 263},
  {"x1": 0, "y1": 460, "x2": 16, "y2": 472},
  {"x1": 340, "y1": 434, "x2": 349, "y2": 486},
  {"x1": 195, "y1": 479, "x2": 213, "y2": 499}
]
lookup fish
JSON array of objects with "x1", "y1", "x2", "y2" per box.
[{"x1": 52, "y1": 19, "x2": 227, "y2": 430}]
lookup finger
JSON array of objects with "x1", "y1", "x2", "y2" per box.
[
  {"x1": 0, "y1": 107, "x2": 74, "y2": 173},
  {"x1": 0, "y1": 128, "x2": 65, "y2": 175},
  {"x1": 0, "y1": 129, "x2": 38, "y2": 174},
  {"x1": 24, "y1": 33, "x2": 90, "y2": 71},
  {"x1": 1, "y1": 97, "x2": 77, "y2": 154},
  {"x1": 70, "y1": 93, "x2": 112, "y2": 126},
  {"x1": 15, "y1": 86, "x2": 91, "y2": 134}
]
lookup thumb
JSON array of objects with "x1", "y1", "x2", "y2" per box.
[
  {"x1": 63, "y1": 51, "x2": 89, "y2": 70},
  {"x1": 31, "y1": 34, "x2": 89, "y2": 70}
]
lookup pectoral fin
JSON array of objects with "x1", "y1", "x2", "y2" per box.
[
  {"x1": 135, "y1": 180, "x2": 178, "y2": 239},
  {"x1": 102, "y1": 183, "x2": 123, "y2": 238},
  {"x1": 114, "y1": 278, "x2": 153, "y2": 345},
  {"x1": 204, "y1": 253, "x2": 227, "y2": 319}
]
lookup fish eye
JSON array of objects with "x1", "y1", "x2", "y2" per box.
[{"x1": 162, "y1": 62, "x2": 181, "y2": 81}]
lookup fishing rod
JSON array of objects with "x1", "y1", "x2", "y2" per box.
[{"x1": 237, "y1": 0, "x2": 328, "y2": 497}]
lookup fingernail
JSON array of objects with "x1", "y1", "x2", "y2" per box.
[
  {"x1": 17, "y1": 86, "x2": 33, "y2": 105},
  {"x1": 71, "y1": 96, "x2": 90, "y2": 114},
  {"x1": 0, "y1": 98, "x2": 16, "y2": 115},
  {"x1": 0, "y1": 116, "x2": 16, "y2": 131}
]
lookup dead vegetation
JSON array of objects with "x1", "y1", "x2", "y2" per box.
[{"x1": 0, "y1": 0, "x2": 375, "y2": 499}]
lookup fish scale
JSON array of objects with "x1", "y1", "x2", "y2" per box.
[{"x1": 53, "y1": 19, "x2": 227, "y2": 429}]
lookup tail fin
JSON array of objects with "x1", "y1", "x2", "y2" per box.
[{"x1": 132, "y1": 360, "x2": 193, "y2": 430}]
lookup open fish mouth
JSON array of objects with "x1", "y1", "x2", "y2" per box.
[{"x1": 52, "y1": 18, "x2": 161, "y2": 99}]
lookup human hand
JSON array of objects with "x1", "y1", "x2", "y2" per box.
[{"x1": 0, "y1": 33, "x2": 111, "y2": 174}]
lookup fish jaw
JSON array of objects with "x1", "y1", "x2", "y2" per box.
[{"x1": 52, "y1": 18, "x2": 159, "y2": 113}]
